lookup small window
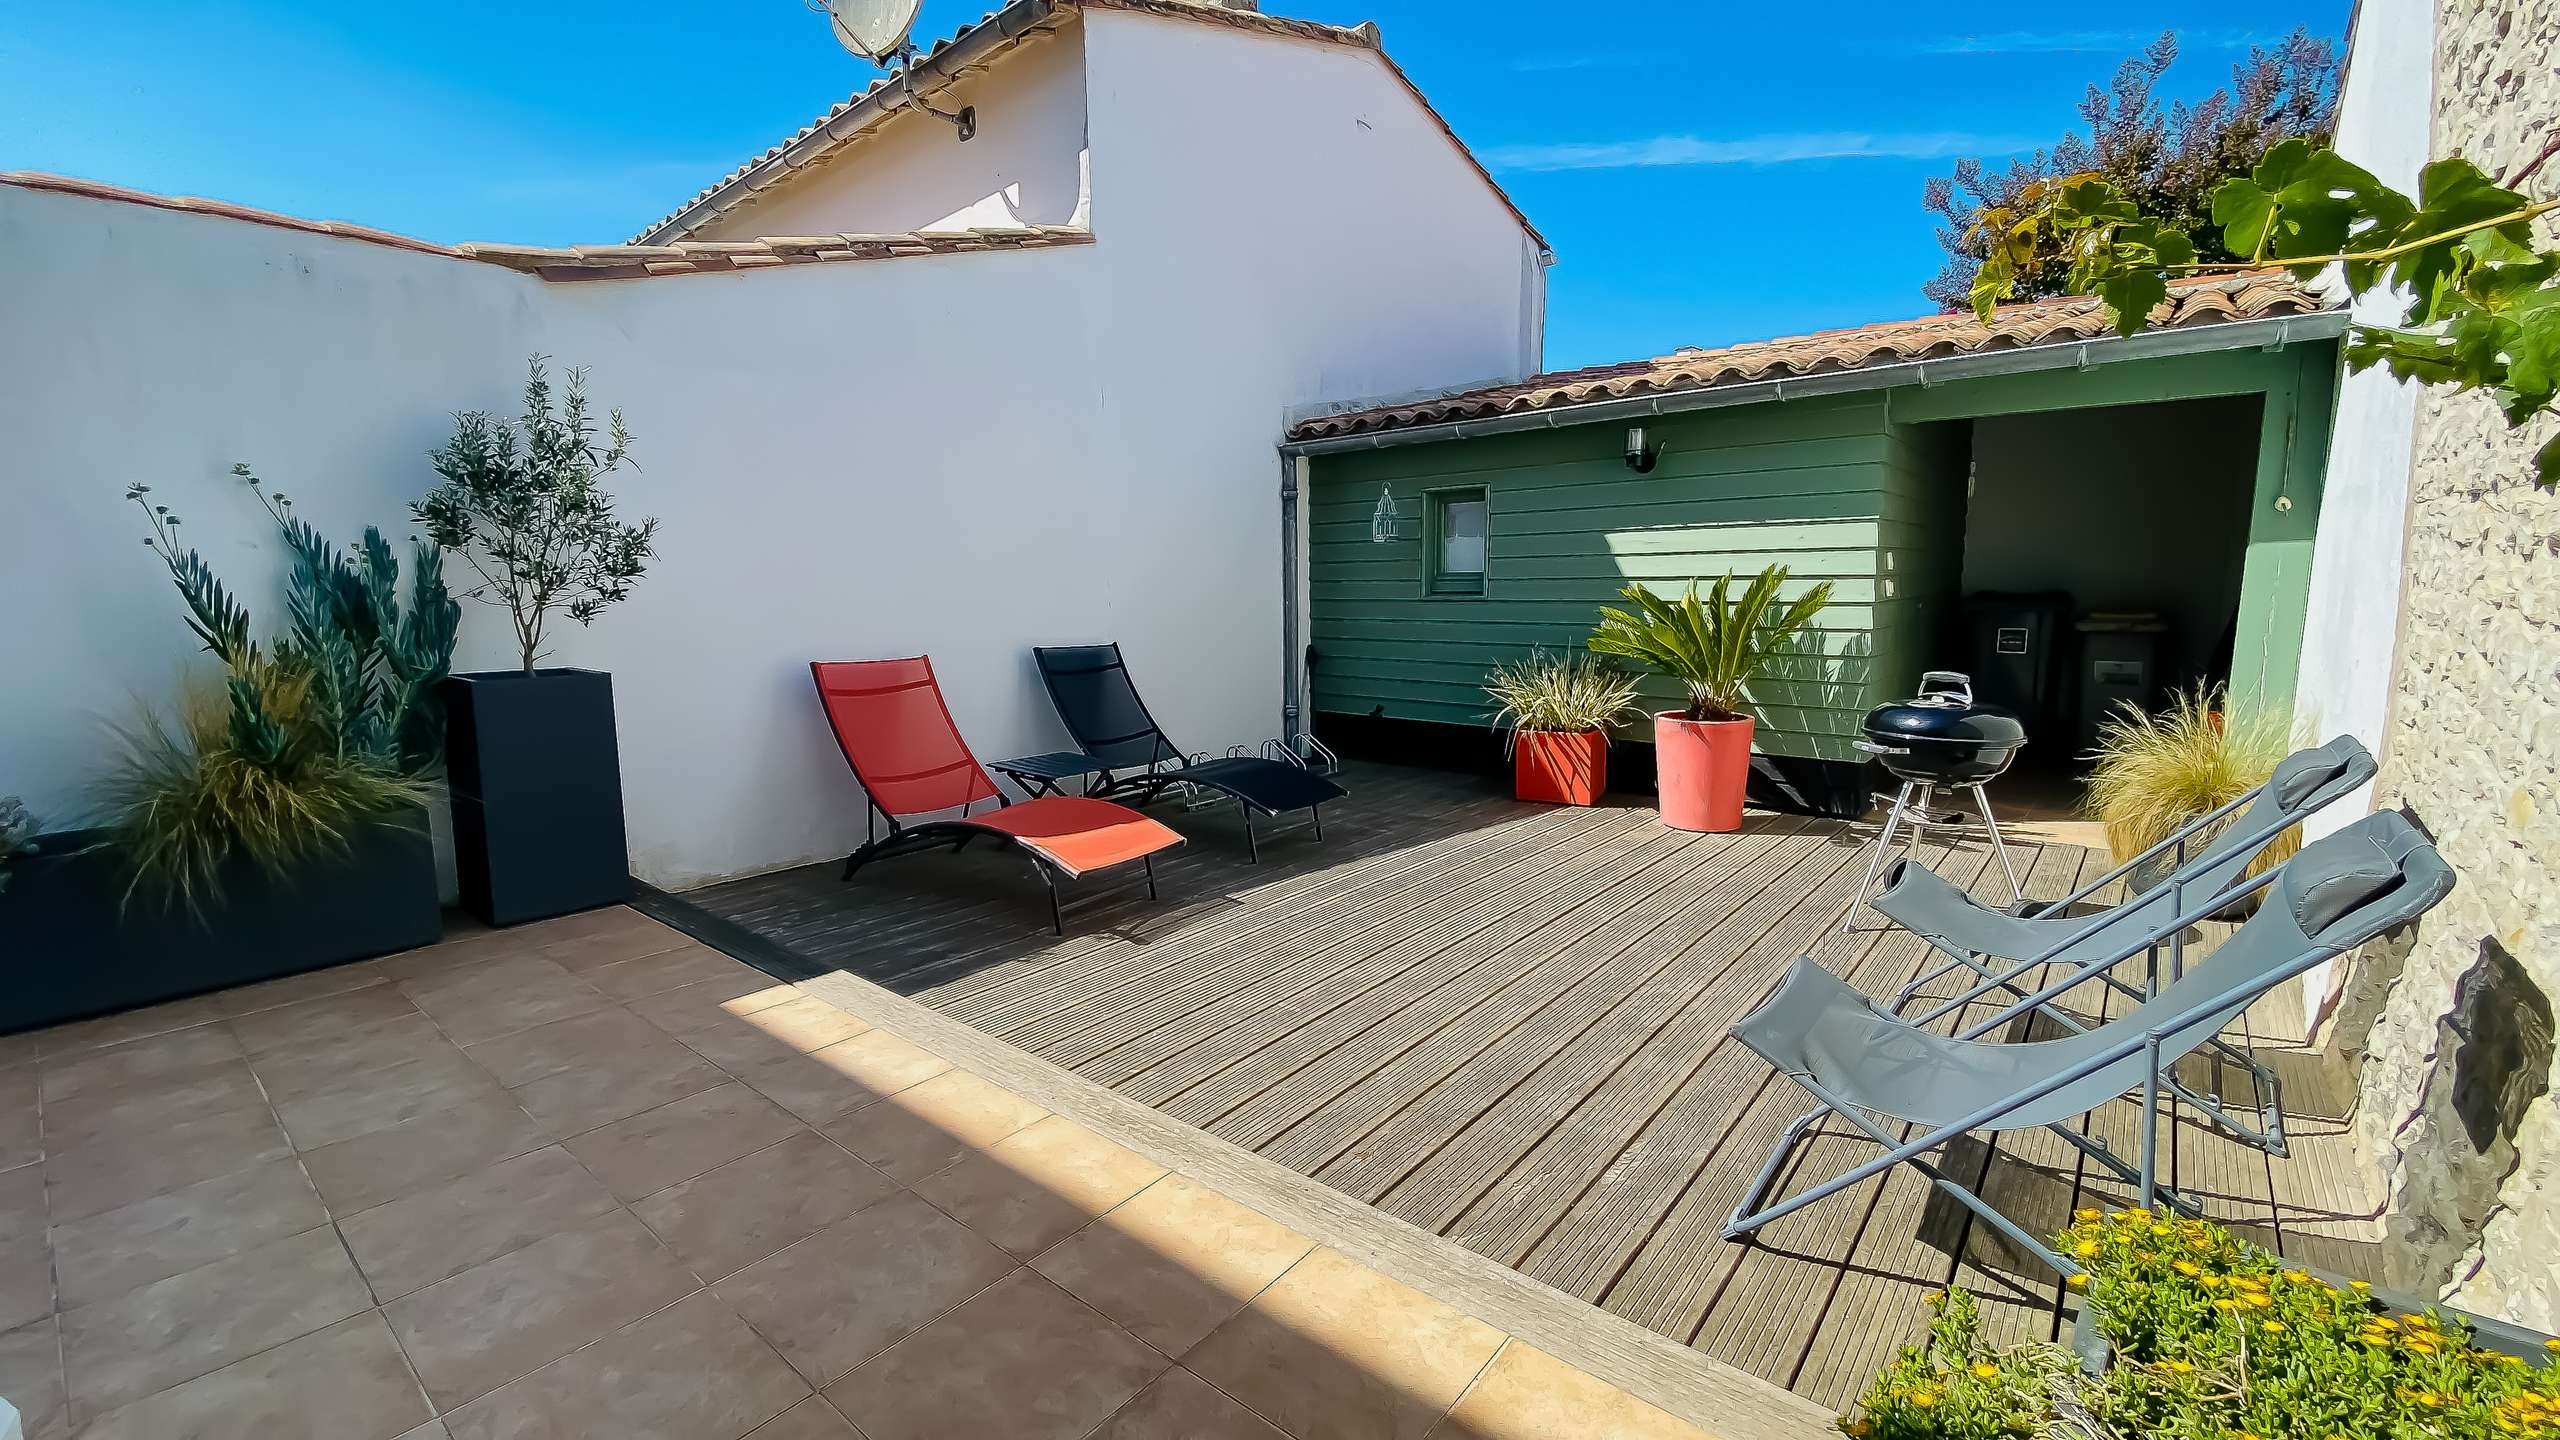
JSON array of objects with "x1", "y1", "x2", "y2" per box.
[{"x1": 1429, "y1": 489, "x2": 1488, "y2": 595}]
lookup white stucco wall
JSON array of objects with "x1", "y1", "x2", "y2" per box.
[
  {"x1": 0, "y1": 9, "x2": 1542, "y2": 891},
  {"x1": 691, "y1": 24, "x2": 1092, "y2": 239},
  {"x1": 2296, "y1": 0, "x2": 2434, "y2": 844}
]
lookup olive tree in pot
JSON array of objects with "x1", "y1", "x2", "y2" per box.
[
  {"x1": 417, "y1": 358, "x2": 659, "y2": 927},
  {"x1": 1482, "y1": 651, "x2": 1642, "y2": 806},
  {"x1": 1587, "y1": 566, "x2": 1833, "y2": 833}
]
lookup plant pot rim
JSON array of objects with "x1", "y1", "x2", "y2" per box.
[
  {"x1": 1653, "y1": 710, "x2": 1753, "y2": 729},
  {"x1": 1516, "y1": 725, "x2": 1610, "y2": 738},
  {"x1": 450, "y1": 667, "x2": 610, "y2": 683}
]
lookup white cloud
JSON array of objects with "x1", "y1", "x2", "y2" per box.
[
  {"x1": 1483, "y1": 131, "x2": 2042, "y2": 174},
  {"x1": 1918, "y1": 27, "x2": 2272, "y2": 55}
]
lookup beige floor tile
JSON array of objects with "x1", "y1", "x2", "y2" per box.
[
  {"x1": 0, "y1": 1164, "x2": 45, "y2": 1245},
  {"x1": 0, "y1": 1037, "x2": 37, "y2": 1072},
  {"x1": 299, "y1": 1096, "x2": 554, "y2": 1216},
  {"x1": 913, "y1": 1116, "x2": 1166, "y2": 1259},
  {"x1": 0, "y1": 1235, "x2": 45, "y2": 1332},
  {"x1": 826, "y1": 1269, "x2": 1168, "y2": 1440},
  {"x1": 631, "y1": 1132, "x2": 898, "y2": 1283},
  {"x1": 275, "y1": 1046, "x2": 512, "y2": 1151},
  {"x1": 58, "y1": 1226, "x2": 373, "y2": 1423},
  {"x1": 1182, "y1": 1248, "x2": 1504, "y2": 1440},
  {"x1": 531, "y1": 910, "x2": 698, "y2": 973},
  {"x1": 0, "y1": 1317, "x2": 66, "y2": 1440},
  {"x1": 50, "y1": 1157, "x2": 327, "y2": 1308},
  {"x1": 384, "y1": 1210, "x2": 697, "y2": 1410},
  {"x1": 744, "y1": 1396, "x2": 862, "y2": 1439},
  {"x1": 625, "y1": 972, "x2": 799, "y2": 1037},
  {"x1": 463, "y1": 1007, "x2": 672, "y2": 1089},
  {"x1": 818, "y1": 1070, "x2": 1047, "y2": 1183},
  {"x1": 581, "y1": 944, "x2": 764, "y2": 1001},
  {"x1": 37, "y1": 1025, "x2": 241, "y2": 1104},
  {"x1": 211, "y1": 959, "x2": 394, "y2": 1020},
  {"x1": 375, "y1": 930, "x2": 538, "y2": 984},
  {"x1": 1029, "y1": 1175, "x2": 1313, "y2": 1356},
  {"x1": 396, "y1": 1425, "x2": 452, "y2": 1440},
  {"x1": 676, "y1": 997, "x2": 872, "y2": 1075},
  {"x1": 1429, "y1": 1341, "x2": 1713, "y2": 1440},
  {"x1": 713, "y1": 1193, "x2": 1015, "y2": 1386},
  {"x1": 733, "y1": 1031, "x2": 950, "y2": 1126},
  {"x1": 402, "y1": 956, "x2": 609, "y2": 1048},
  {"x1": 39, "y1": 1060, "x2": 267, "y2": 1153},
  {"x1": 442, "y1": 1290, "x2": 807, "y2": 1440},
  {"x1": 0, "y1": 1072, "x2": 37, "y2": 1174},
  {"x1": 338, "y1": 1145, "x2": 618, "y2": 1302},
  {"x1": 561, "y1": 1082, "x2": 806, "y2": 1202},
  {"x1": 229, "y1": 985, "x2": 421, "y2": 1056},
  {"x1": 507, "y1": 1044, "x2": 727, "y2": 1137},
  {"x1": 73, "y1": 1310, "x2": 433, "y2": 1440},
  {"x1": 35, "y1": 996, "x2": 228, "y2": 1058},
  {"x1": 246, "y1": 1011, "x2": 464, "y2": 1102},
  {"x1": 44, "y1": 1102, "x2": 292, "y2": 1222},
  {"x1": 1091, "y1": 1365, "x2": 1288, "y2": 1440}
]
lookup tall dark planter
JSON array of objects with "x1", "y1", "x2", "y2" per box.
[
  {"x1": 0, "y1": 810, "x2": 440, "y2": 1034},
  {"x1": 445, "y1": 668, "x2": 631, "y2": 927}
]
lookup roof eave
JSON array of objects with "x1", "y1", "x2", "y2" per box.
[{"x1": 1280, "y1": 309, "x2": 2349, "y2": 455}]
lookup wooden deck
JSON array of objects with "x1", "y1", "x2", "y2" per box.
[{"x1": 678, "y1": 762, "x2": 2384, "y2": 1410}]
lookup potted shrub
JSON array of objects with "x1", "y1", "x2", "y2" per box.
[
  {"x1": 417, "y1": 358, "x2": 659, "y2": 927},
  {"x1": 0, "y1": 475, "x2": 453, "y2": 1032},
  {"x1": 1843, "y1": 1211, "x2": 2560, "y2": 1439},
  {"x1": 2086, "y1": 684, "x2": 2302, "y2": 902},
  {"x1": 1483, "y1": 650, "x2": 1642, "y2": 805},
  {"x1": 1588, "y1": 566, "x2": 1833, "y2": 833}
]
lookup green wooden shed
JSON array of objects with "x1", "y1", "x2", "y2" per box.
[{"x1": 1280, "y1": 275, "x2": 2345, "y2": 811}]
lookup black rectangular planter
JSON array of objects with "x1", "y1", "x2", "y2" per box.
[
  {"x1": 445, "y1": 668, "x2": 631, "y2": 927},
  {"x1": 0, "y1": 810, "x2": 441, "y2": 1035}
]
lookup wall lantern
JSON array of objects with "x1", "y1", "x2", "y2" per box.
[
  {"x1": 814, "y1": 0, "x2": 977, "y2": 140},
  {"x1": 1624, "y1": 425, "x2": 1660, "y2": 474},
  {"x1": 1370, "y1": 485, "x2": 1403, "y2": 543}
]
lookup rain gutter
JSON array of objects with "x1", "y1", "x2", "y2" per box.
[{"x1": 1276, "y1": 310, "x2": 2348, "y2": 458}]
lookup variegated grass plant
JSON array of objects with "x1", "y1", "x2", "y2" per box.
[
  {"x1": 2084, "y1": 684, "x2": 2303, "y2": 880},
  {"x1": 1483, "y1": 650, "x2": 1643, "y2": 753}
]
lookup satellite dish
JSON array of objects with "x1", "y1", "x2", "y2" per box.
[{"x1": 823, "y1": 0, "x2": 926, "y2": 63}]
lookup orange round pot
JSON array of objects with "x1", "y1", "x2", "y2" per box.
[
  {"x1": 1514, "y1": 728, "x2": 1608, "y2": 806},
  {"x1": 1652, "y1": 711, "x2": 1753, "y2": 832}
]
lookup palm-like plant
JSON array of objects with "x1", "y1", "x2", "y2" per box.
[{"x1": 1586, "y1": 566, "x2": 1834, "y2": 722}]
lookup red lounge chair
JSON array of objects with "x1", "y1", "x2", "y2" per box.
[{"x1": 810, "y1": 657, "x2": 1183, "y2": 933}]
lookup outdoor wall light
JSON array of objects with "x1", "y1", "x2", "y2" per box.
[{"x1": 1624, "y1": 425, "x2": 1660, "y2": 474}]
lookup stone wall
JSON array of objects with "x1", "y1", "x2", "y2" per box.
[{"x1": 2344, "y1": 0, "x2": 2560, "y2": 1331}]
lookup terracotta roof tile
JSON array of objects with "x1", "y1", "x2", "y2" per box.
[
  {"x1": 1286, "y1": 274, "x2": 2339, "y2": 442},
  {"x1": 1, "y1": 170, "x2": 1092, "y2": 282}
]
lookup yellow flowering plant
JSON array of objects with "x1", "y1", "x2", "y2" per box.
[{"x1": 1841, "y1": 1212, "x2": 2560, "y2": 1440}]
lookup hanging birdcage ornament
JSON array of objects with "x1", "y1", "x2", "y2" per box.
[{"x1": 1370, "y1": 485, "x2": 1401, "y2": 544}]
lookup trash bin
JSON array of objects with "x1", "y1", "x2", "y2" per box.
[
  {"x1": 1961, "y1": 591, "x2": 2073, "y2": 733},
  {"x1": 2076, "y1": 614, "x2": 2167, "y2": 751}
]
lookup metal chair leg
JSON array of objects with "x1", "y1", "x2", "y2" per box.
[
  {"x1": 1242, "y1": 802, "x2": 1259, "y2": 863},
  {"x1": 1842, "y1": 780, "x2": 1922, "y2": 933},
  {"x1": 1969, "y1": 783, "x2": 2024, "y2": 905},
  {"x1": 1143, "y1": 853, "x2": 1158, "y2": 901}
]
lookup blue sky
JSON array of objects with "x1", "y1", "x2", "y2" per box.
[{"x1": 3, "y1": 2, "x2": 2346, "y2": 369}]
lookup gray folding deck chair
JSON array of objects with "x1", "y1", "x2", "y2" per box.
[
  {"x1": 1721, "y1": 808, "x2": 2451, "y2": 1278},
  {"x1": 1874, "y1": 735, "x2": 2376, "y2": 1152}
]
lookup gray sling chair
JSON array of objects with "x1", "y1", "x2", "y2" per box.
[
  {"x1": 1721, "y1": 808, "x2": 2452, "y2": 1279},
  {"x1": 1872, "y1": 735, "x2": 2378, "y2": 1154}
]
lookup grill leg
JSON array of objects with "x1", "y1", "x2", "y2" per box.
[
  {"x1": 1968, "y1": 783, "x2": 2024, "y2": 905},
  {"x1": 1842, "y1": 779, "x2": 1923, "y2": 934}
]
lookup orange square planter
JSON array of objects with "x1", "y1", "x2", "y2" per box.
[{"x1": 1514, "y1": 728, "x2": 1609, "y2": 805}]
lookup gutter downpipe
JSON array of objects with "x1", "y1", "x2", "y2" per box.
[
  {"x1": 1276, "y1": 312, "x2": 2343, "y2": 458},
  {"x1": 1279, "y1": 452, "x2": 1306, "y2": 751}
]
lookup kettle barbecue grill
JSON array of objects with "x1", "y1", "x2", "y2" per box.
[{"x1": 1843, "y1": 671, "x2": 2027, "y2": 931}]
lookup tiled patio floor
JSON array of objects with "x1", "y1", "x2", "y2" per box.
[{"x1": 0, "y1": 906, "x2": 1745, "y2": 1440}]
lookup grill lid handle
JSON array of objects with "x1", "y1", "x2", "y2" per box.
[{"x1": 1917, "y1": 671, "x2": 1974, "y2": 707}]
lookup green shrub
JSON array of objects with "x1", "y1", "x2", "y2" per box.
[{"x1": 1843, "y1": 1211, "x2": 2560, "y2": 1440}]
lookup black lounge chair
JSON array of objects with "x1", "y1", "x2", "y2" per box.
[{"x1": 1031, "y1": 644, "x2": 1345, "y2": 861}]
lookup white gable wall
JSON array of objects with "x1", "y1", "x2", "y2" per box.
[
  {"x1": 0, "y1": 12, "x2": 1542, "y2": 891},
  {"x1": 690, "y1": 25, "x2": 1092, "y2": 239}
]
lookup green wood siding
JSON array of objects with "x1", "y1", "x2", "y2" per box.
[{"x1": 1303, "y1": 343, "x2": 2339, "y2": 759}]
